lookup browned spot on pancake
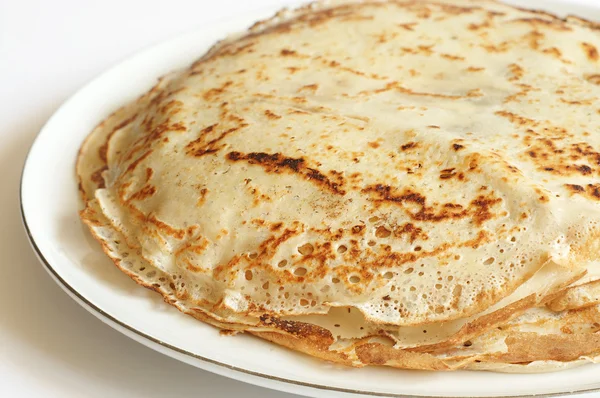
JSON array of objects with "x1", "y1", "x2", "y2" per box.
[
  {"x1": 504, "y1": 83, "x2": 539, "y2": 104},
  {"x1": 319, "y1": 57, "x2": 387, "y2": 80},
  {"x1": 159, "y1": 99, "x2": 184, "y2": 116},
  {"x1": 410, "y1": 5, "x2": 432, "y2": 19},
  {"x1": 291, "y1": 96, "x2": 308, "y2": 104},
  {"x1": 524, "y1": 30, "x2": 545, "y2": 50},
  {"x1": 186, "y1": 263, "x2": 204, "y2": 273},
  {"x1": 226, "y1": 151, "x2": 346, "y2": 195},
  {"x1": 582, "y1": 42, "x2": 599, "y2": 61},
  {"x1": 453, "y1": 143, "x2": 465, "y2": 151},
  {"x1": 354, "y1": 342, "x2": 449, "y2": 370},
  {"x1": 397, "y1": 22, "x2": 417, "y2": 31},
  {"x1": 98, "y1": 143, "x2": 108, "y2": 163},
  {"x1": 169, "y1": 122, "x2": 187, "y2": 133},
  {"x1": 259, "y1": 315, "x2": 333, "y2": 342},
  {"x1": 213, "y1": 41, "x2": 256, "y2": 58},
  {"x1": 125, "y1": 120, "x2": 187, "y2": 164},
  {"x1": 246, "y1": 183, "x2": 273, "y2": 206},
  {"x1": 440, "y1": 53, "x2": 465, "y2": 61},
  {"x1": 125, "y1": 150, "x2": 154, "y2": 175},
  {"x1": 439, "y1": 168, "x2": 455, "y2": 180},
  {"x1": 339, "y1": 14, "x2": 375, "y2": 23},
  {"x1": 507, "y1": 63, "x2": 524, "y2": 82},
  {"x1": 468, "y1": 20, "x2": 491, "y2": 31},
  {"x1": 247, "y1": 3, "x2": 370, "y2": 38},
  {"x1": 565, "y1": 184, "x2": 585, "y2": 193},
  {"x1": 466, "y1": 66, "x2": 485, "y2": 72},
  {"x1": 186, "y1": 121, "x2": 248, "y2": 157},
  {"x1": 523, "y1": 138, "x2": 600, "y2": 177},
  {"x1": 129, "y1": 185, "x2": 156, "y2": 201},
  {"x1": 227, "y1": 228, "x2": 315, "y2": 282},
  {"x1": 181, "y1": 240, "x2": 209, "y2": 257},
  {"x1": 298, "y1": 84, "x2": 319, "y2": 93},
  {"x1": 368, "y1": 141, "x2": 380, "y2": 149},
  {"x1": 470, "y1": 195, "x2": 504, "y2": 224},
  {"x1": 98, "y1": 114, "x2": 138, "y2": 162},
  {"x1": 560, "y1": 97, "x2": 595, "y2": 106},
  {"x1": 366, "y1": 81, "x2": 482, "y2": 99},
  {"x1": 373, "y1": 31, "x2": 399, "y2": 44},
  {"x1": 495, "y1": 110, "x2": 538, "y2": 127},
  {"x1": 264, "y1": 110, "x2": 281, "y2": 120},
  {"x1": 91, "y1": 166, "x2": 107, "y2": 189},
  {"x1": 576, "y1": 164, "x2": 593, "y2": 175},
  {"x1": 147, "y1": 215, "x2": 185, "y2": 239},
  {"x1": 347, "y1": 240, "x2": 467, "y2": 278},
  {"x1": 362, "y1": 184, "x2": 502, "y2": 225},
  {"x1": 148, "y1": 87, "x2": 185, "y2": 109},
  {"x1": 186, "y1": 225, "x2": 198, "y2": 236},
  {"x1": 495, "y1": 111, "x2": 600, "y2": 174},
  {"x1": 401, "y1": 44, "x2": 434, "y2": 56},
  {"x1": 400, "y1": 142, "x2": 418, "y2": 151},
  {"x1": 482, "y1": 41, "x2": 511, "y2": 53},
  {"x1": 565, "y1": 184, "x2": 600, "y2": 201},
  {"x1": 331, "y1": 264, "x2": 375, "y2": 294},
  {"x1": 586, "y1": 74, "x2": 600, "y2": 85},
  {"x1": 297, "y1": 3, "x2": 374, "y2": 28},
  {"x1": 542, "y1": 47, "x2": 562, "y2": 59},
  {"x1": 394, "y1": 223, "x2": 428, "y2": 243},
  {"x1": 435, "y1": 3, "x2": 478, "y2": 15},
  {"x1": 511, "y1": 17, "x2": 572, "y2": 31},
  {"x1": 202, "y1": 81, "x2": 234, "y2": 101},
  {"x1": 439, "y1": 168, "x2": 465, "y2": 181},
  {"x1": 145, "y1": 167, "x2": 154, "y2": 182},
  {"x1": 288, "y1": 109, "x2": 310, "y2": 116},
  {"x1": 270, "y1": 222, "x2": 283, "y2": 232},
  {"x1": 197, "y1": 187, "x2": 208, "y2": 207},
  {"x1": 351, "y1": 224, "x2": 365, "y2": 235},
  {"x1": 280, "y1": 49, "x2": 297, "y2": 56},
  {"x1": 534, "y1": 187, "x2": 550, "y2": 203}
]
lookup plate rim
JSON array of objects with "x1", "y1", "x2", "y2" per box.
[{"x1": 18, "y1": 1, "x2": 600, "y2": 396}]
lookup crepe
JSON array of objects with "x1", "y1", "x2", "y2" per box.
[{"x1": 77, "y1": 0, "x2": 600, "y2": 371}]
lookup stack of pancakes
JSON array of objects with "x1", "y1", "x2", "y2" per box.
[{"x1": 77, "y1": 0, "x2": 600, "y2": 372}]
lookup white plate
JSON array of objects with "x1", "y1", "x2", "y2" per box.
[{"x1": 20, "y1": 1, "x2": 600, "y2": 397}]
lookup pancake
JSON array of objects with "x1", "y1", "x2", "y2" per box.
[
  {"x1": 548, "y1": 279, "x2": 600, "y2": 312},
  {"x1": 352, "y1": 305, "x2": 600, "y2": 370},
  {"x1": 77, "y1": 0, "x2": 600, "y2": 371}
]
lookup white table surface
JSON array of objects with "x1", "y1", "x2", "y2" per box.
[{"x1": 2, "y1": 1, "x2": 600, "y2": 398}]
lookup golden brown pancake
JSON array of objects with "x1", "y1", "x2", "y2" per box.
[{"x1": 77, "y1": 0, "x2": 600, "y2": 371}]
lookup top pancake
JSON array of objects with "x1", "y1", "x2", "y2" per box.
[{"x1": 79, "y1": 0, "x2": 600, "y2": 328}]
